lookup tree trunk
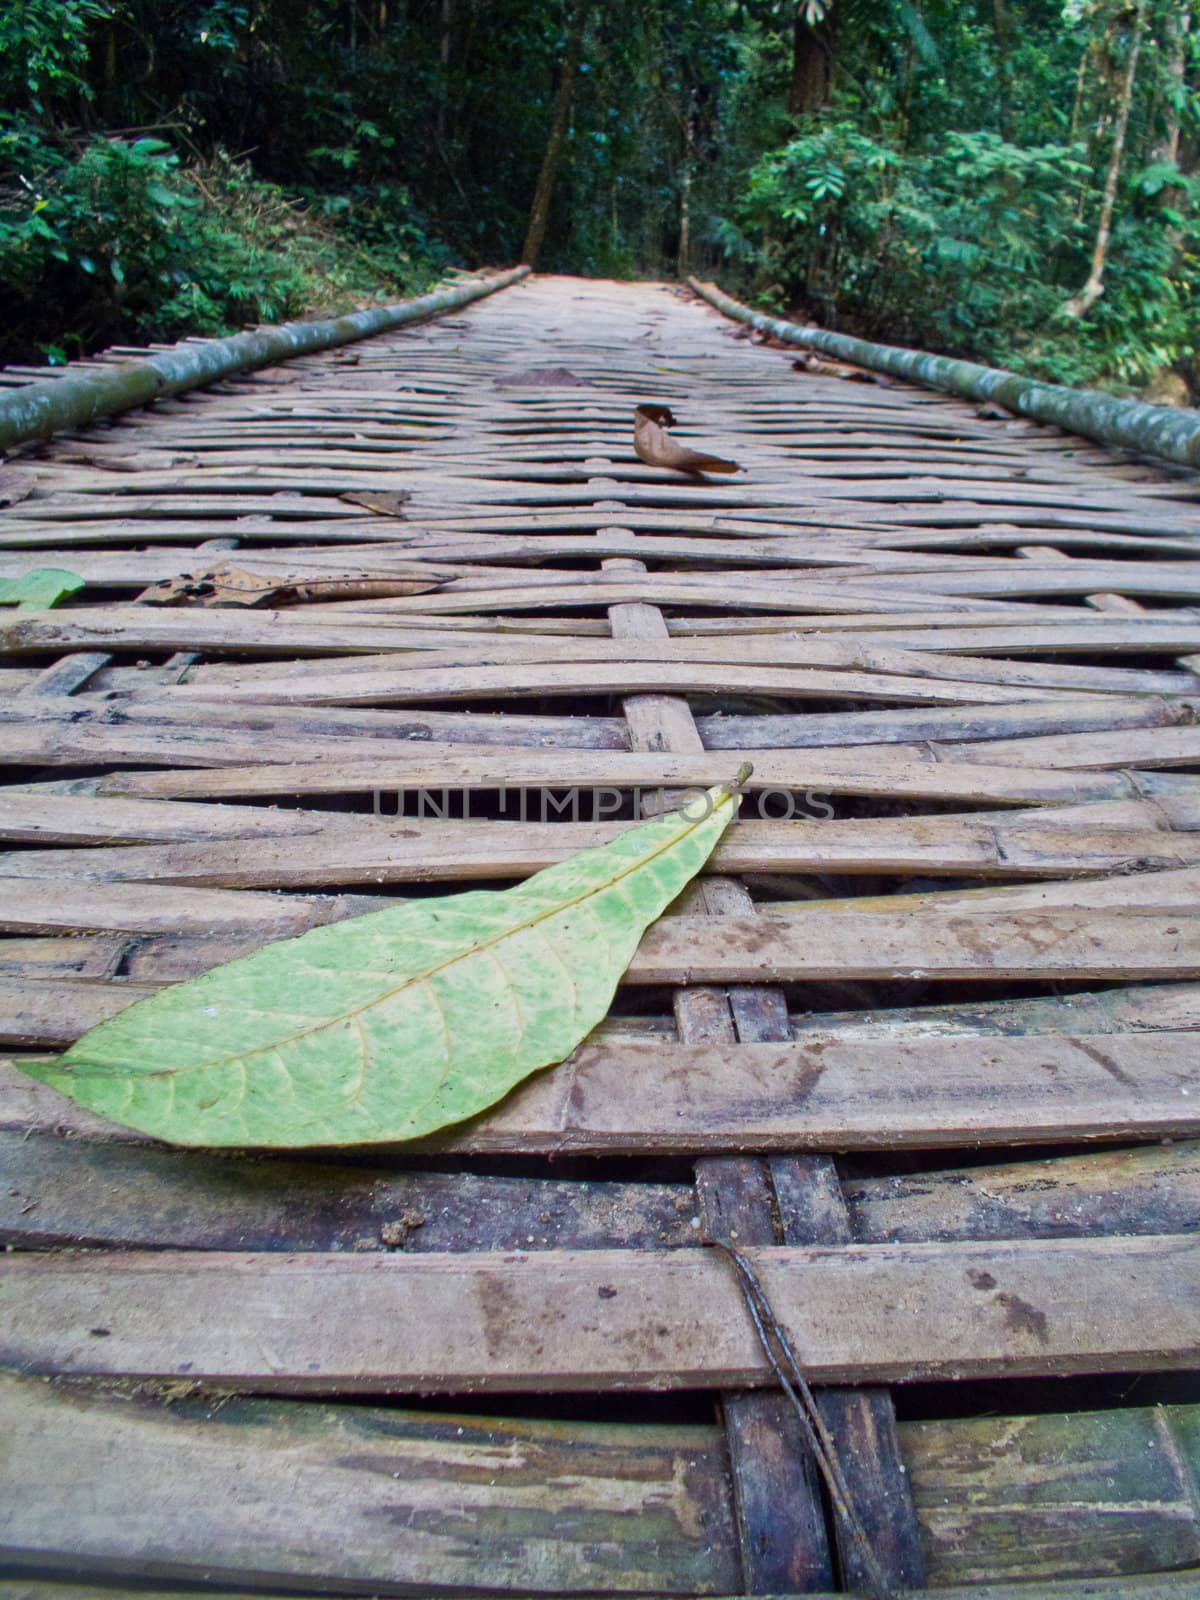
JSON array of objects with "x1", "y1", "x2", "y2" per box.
[
  {"x1": 789, "y1": 6, "x2": 834, "y2": 115},
  {"x1": 522, "y1": 0, "x2": 589, "y2": 268},
  {"x1": 98, "y1": 21, "x2": 118, "y2": 125},
  {"x1": 1153, "y1": 0, "x2": 1191, "y2": 167},
  {"x1": 1062, "y1": 1, "x2": 1146, "y2": 319},
  {"x1": 991, "y1": 0, "x2": 1014, "y2": 139},
  {"x1": 678, "y1": 97, "x2": 695, "y2": 278},
  {"x1": 436, "y1": 0, "x2": 453, "y2": 142},
  {"x1": 1069, "y1": 41, "x2": 1090, "y2": 144}
]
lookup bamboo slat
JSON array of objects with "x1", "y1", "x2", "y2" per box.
[{"x1": 3, "y1": 1235, "x2": 1197, "y2": 1390}]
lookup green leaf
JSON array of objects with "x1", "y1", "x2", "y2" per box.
[
  {"x1": 23, "y1": 779, "x2": 747, "y2": 1148},
  {"x1": 0, "y1": 568, "x2": 84, "y2": 609}
]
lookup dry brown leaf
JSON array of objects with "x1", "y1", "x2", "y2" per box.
[
  {"x1": 339, "y1": 489, "x2": 413, "y2": 517},
  {"x1": 493, "y1": 366, "x2": 589, "y2": 388},
  {"x1": 633, "y1": 403, "x2": 741, "y2": 477},
  {"x1": 792, "y1": 353, "x2": 894, "y2": 385},
  {"x1": 137, "y1": 562, "x2": 445, "y2": 608},
  {"x1": 0, "y1": 467, "x2": 36, "y2": 508}
]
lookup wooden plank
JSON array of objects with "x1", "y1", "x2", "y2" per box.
[
  {"x1": 4, "y1": 524, "x2": 1199, "y2": 581},
  {"x1": 2, "y1": 1234, "x2": 1197, "y2": 1390},
  {"x1": 743, "y1": 723, "x2": 1200, "y2": 772},
  {"x1": 0, "y1": 878, "x2": 378, "y2": 937},
  {"x1": 626, "y1": 908, "x2": 1200, "y2": 984},
  {"x1": 18, "y1": 479, "x2": 1200, "y2": 536},
  {"x1": 39, "y1": 456, "x2": 1192, "y2": 498},
  {"x1": 108, "y1": 624, "x2": 1186, "y2": 686},
  {"x1": 824, "y1": 560, "x2": 1200, "y2": 599},
  {"x1": 108, "y1": 632, "x2": 1195, "y2": 690},
  {"x1": 8, "y1": 805, "x2": 1190, "y2": 890},
  {"x1": 1, "y1": 903, "x2": 1196, "y2": 981},
  {"x1": 10, "y1": 809, "x2": 1196, "y2": 889},
  {"x1": 162, "y1": 649, "x2": 1188, "y2": 702},
  {"x1": 5, "y1": 1575, "x2": 1200, "y2": 1600},
  {"x1": 669, "y1": 608, "x2": 1200, "y2": 637},
  {"x1": 846, "y1": 1141, "x2": 1200, "y2": 1244},
  {"x1": 280, "y1": 1030, "x2": 1200, "y2": 1153},
  {"x1": 4, "y1": 1029, "x2": 1200, "y2": 1153},
  {"x1": 48, "y1": 453, "x2": 1172, "y2": 490},
  {"x1": 13, "y1": 595, "x2": 1172, "y2": 646},
  {"x1": 13, "y1": 964, "x2": 1189, "y2": 1054},
  {"x1": 0, "y1": 588, "x2": 1068, "y2": 662},
  {"x1": 0, "y1": 1375, "x2": 740, "y2": 1594},
  {"x1": 88, "y1": 738, "x2": 1170, "y2": 805},
  {"x1": 762, "y1": 864, "x2": 1200, "y2": 918},
  {"x1": 694, "y1": 1155, "x2": 833, "y2": 1592},
  {"x1": 0, "y1": 786, "x2": 341, "y2": 845},
  {"x1": 700, "y1": 695, "x2": 1197, "y2": 751},
  {"x1": 12, "y1": 701, "x2": 1200, "y2": 788},
  {"x1": 0, "y1": 698, "x2": 626, "y2": 766},
  {"x1": 834, "y1": 620, "x2": 1200, "y2": 656},
  {"x1": 2, "y1": 790, "x2": 1196, "y2": 889},
  {"x1": 22, "y1": 652, "x2": 111, "y2": 697},
  {"x1": 788, "y1": 981, "x2": 1200, "y2": 1039},
  {"x1": 0, "y1": 587, "x2": 1066, "y2": 659},
  {"x1": 143, "y1": 657, "x2": 1102, "y2": 706},
  {"x1": 0, "y1": 1132, "x2": 696, "y2": 1251},
  {"x1": 904, "y1": 1404, "x2": 1200, "y2": 1585},
  {"x1": 765, "y1": 1154, "x2": 925, "y2": 1593}
]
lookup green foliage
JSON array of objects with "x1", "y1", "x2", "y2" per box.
[
  {"x1": 0, "y1": 129, "x2": 447, "y2": 360},
  {"x1": 28, "y1": 782, "x2": 742, "y2": 1147},
  {"x1": 0, "y1": 1, "x2": 455, "y2": 359},
  {"x1": 742, "y1": 123, "x2": 1091, "y2": 359},
  {"x1": 0, "y1": 0, "x2": 105, "y2": 111},
  {"x1": 724, "y1": 0, "x2": 1200, "y2": 392}
]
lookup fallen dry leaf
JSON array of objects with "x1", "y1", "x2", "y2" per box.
[
  {"x1": 792, "y1": 352, "x2": 894, "y2": 385},
  {"x1": 633, "y1": 403, "x2": 741, "y2": 477},
  {"x1": 340, "y1": 489, "x2": 413, "y2": 517},
  {"x1": 0, "y1": 467, "x2": 36, "y2": 508},
  {"x1": 137, "y1": 562, "x2": 445, "y2": 608},
  {"x1": 493, "y1": 366, "x2": 589, "y2": 388}
]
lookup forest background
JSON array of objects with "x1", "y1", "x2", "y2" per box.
[{"x1": 1, "y1": 0, "x2": 1197, "y2": 396}]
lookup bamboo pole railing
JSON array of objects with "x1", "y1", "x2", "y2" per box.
[
  {"x1": 0, "y1": 266, "x2": 530, "y2": 451},
  {"x1": 689, "y1": 275, "x2": 1200, "y2": 471}
]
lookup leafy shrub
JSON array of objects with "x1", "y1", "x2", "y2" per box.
[
  {"x1": 739, "y1": 123, "x2": 1089, "y2": 356},
  {"x1": 0, "y1": 130, "x2": 452, "y2": 362},
  {"x1": 728, "y1": 109, "x2": 1200, "y2": 392}
]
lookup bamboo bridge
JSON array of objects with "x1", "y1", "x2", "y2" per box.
[{"x1": 1, "y1": 270, "x2": 1199, "y2": 1597}]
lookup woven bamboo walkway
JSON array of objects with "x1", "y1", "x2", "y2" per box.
[{"x1": 1, "y1": 274, "x2": 1199, "y2": 1596}]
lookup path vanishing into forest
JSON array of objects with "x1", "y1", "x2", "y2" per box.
[{"x1": 2, "y1": 274, "x2": 1200, "y2": 1596}]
